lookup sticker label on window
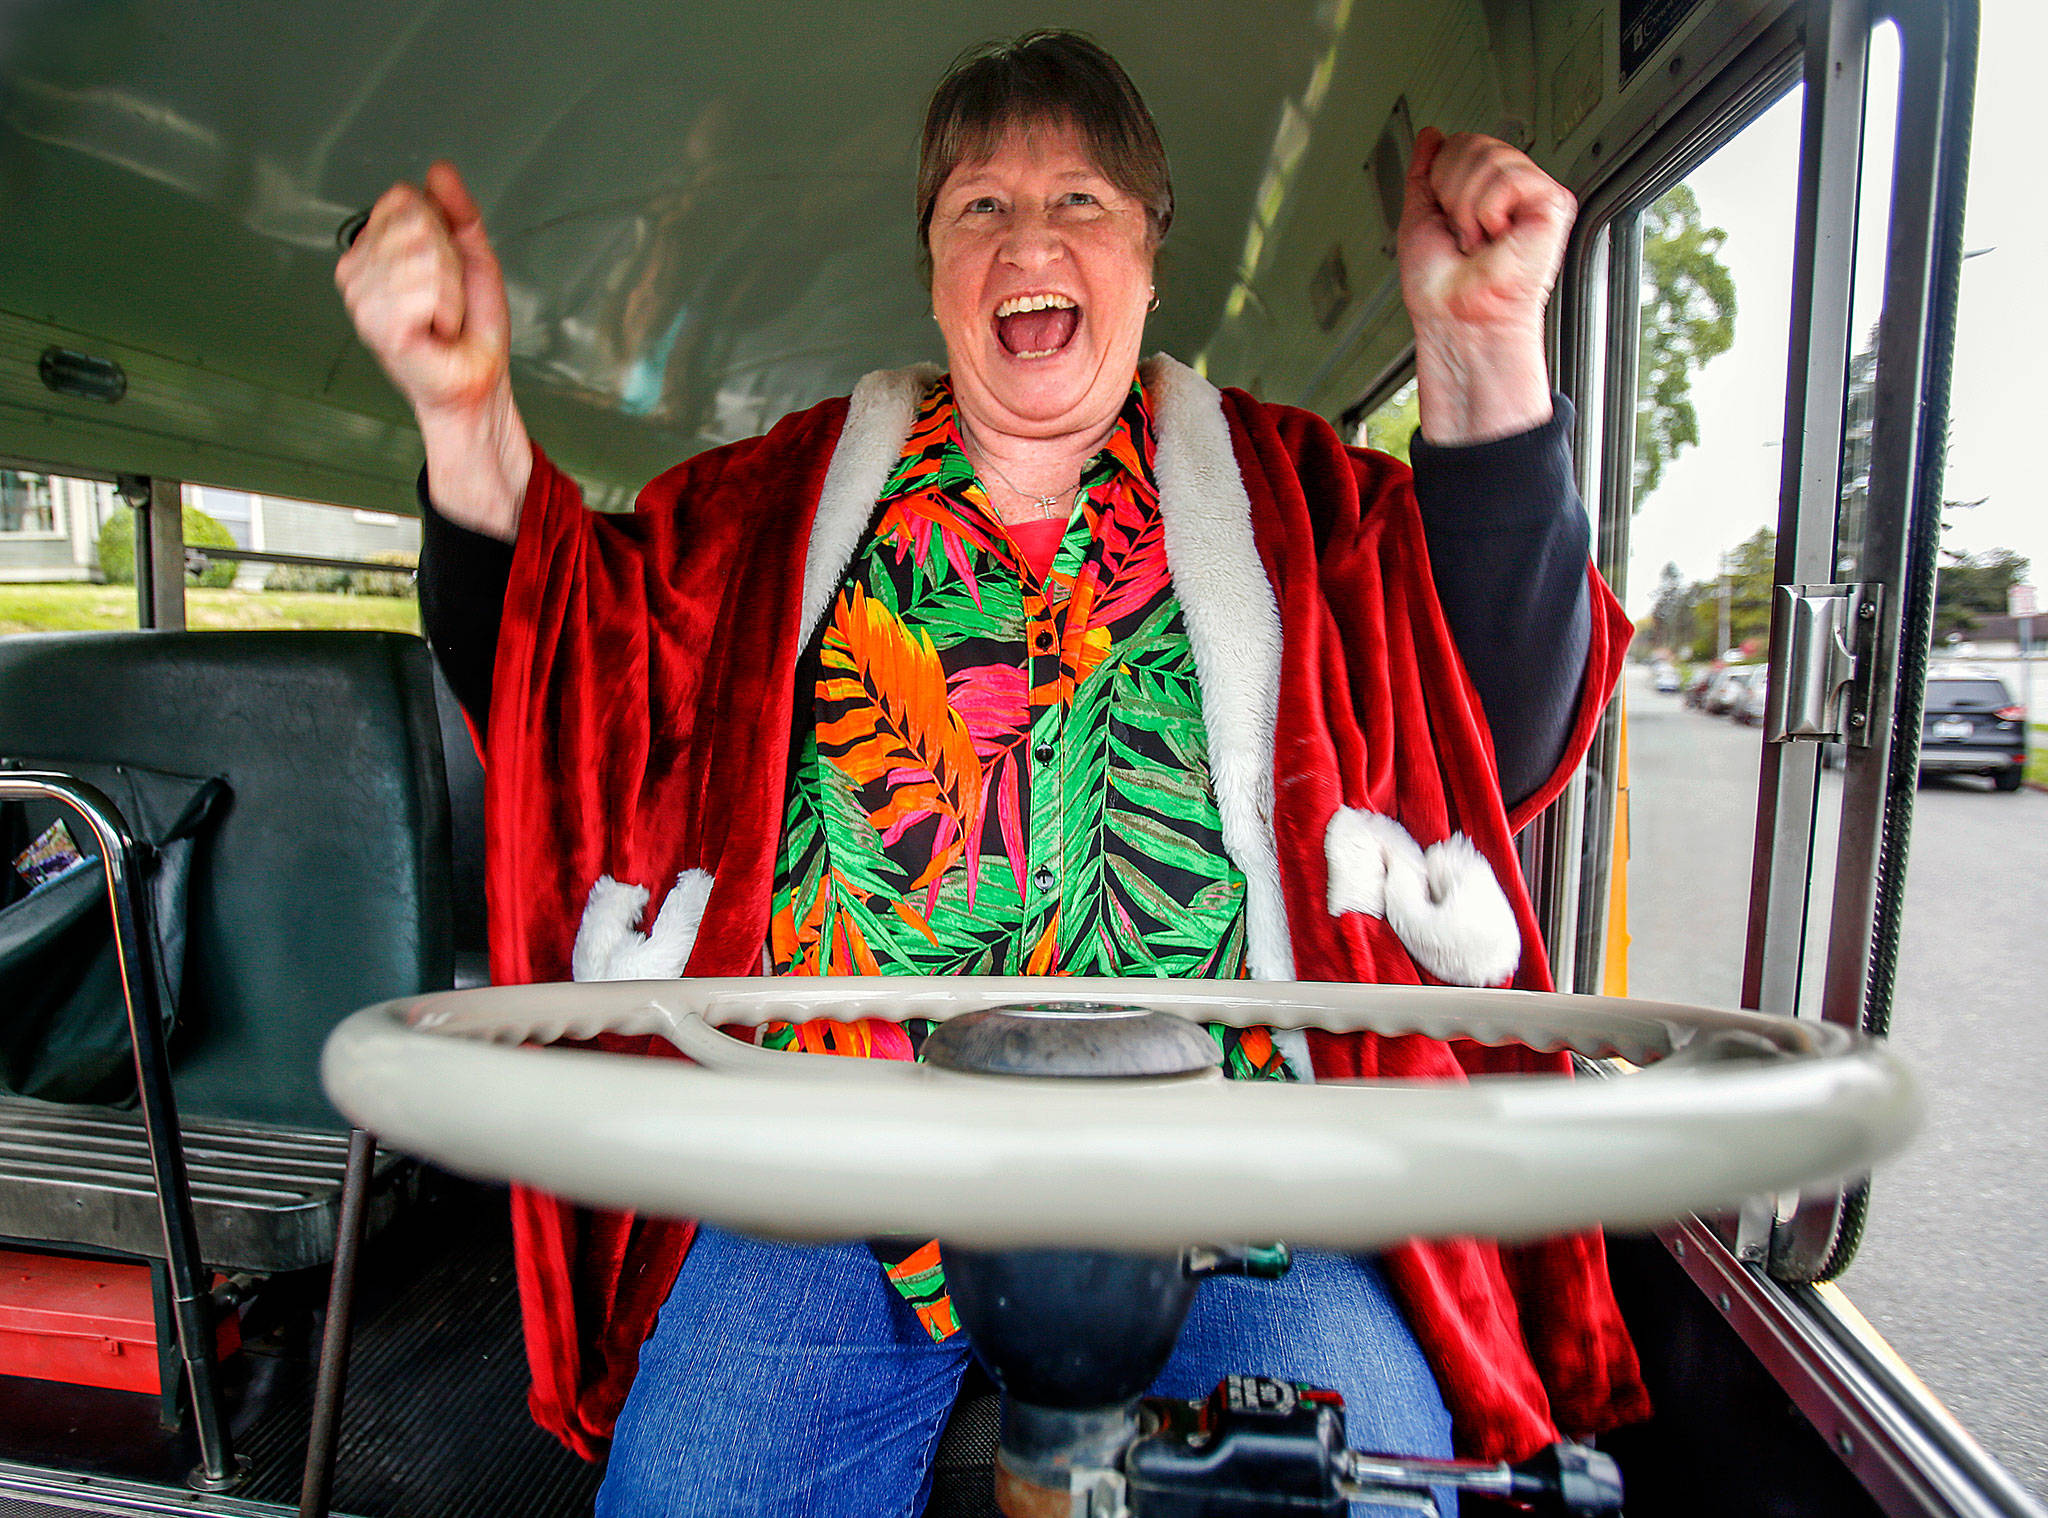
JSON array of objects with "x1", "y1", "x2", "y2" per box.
[{"x1": 1621, "y1": 0, "x2": 1705, "y2": 85}]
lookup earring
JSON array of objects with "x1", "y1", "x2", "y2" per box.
[{"x1": 1146, "y1": 289, "x2": 1160, "y2": 314}]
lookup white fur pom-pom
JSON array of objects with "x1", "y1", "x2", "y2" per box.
[
  {"x1": 1382, "y1": 831, "x2": 1521, "y2": 988},
  {"x1": 570, "y1": 869, "x2": 714, "y2": 982},
  {"x1": 1324, "y1": 808, "x2": 1520, "y2": 987},
  {"x1": 1324, "y1": 807, "x2": 1426, "y2": 919}
]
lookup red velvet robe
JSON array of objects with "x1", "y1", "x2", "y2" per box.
[{"x1": 485, "y1": 356, "x2": 1649, "y2": 1464}]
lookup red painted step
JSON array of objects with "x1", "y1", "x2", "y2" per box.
[{"x1": 0, "y1": 1248, "x2": 239, "y2": 1394}]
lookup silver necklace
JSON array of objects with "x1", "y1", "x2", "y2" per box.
[{"x1": 958, "y1": 417, "x2": 1081, "y2": 520}]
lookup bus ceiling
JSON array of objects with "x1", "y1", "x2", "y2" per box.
[{"x1": 0, "y1": 0, "x2": 1788, "y2": 515}]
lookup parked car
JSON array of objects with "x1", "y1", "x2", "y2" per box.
[
  {"x1": 1918, "y1": 670, "x2": 2028, "y2": 791},
  {"x1": 1734, "y1": 673, "x2": 1770, "y2": 726},
  {"x1": 1705, "y1": 667, "x2": 1761, "y2": 716}
]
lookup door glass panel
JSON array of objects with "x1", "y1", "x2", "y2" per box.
[
  {"x1": 1827, "y1": 9, "x2": 2048, "y2": 1495},
  {"x1": 1619, "y1": 89, "x2": 1801, "y2": 1012},
  {"x1": 1797, "y1": 20, "x2": 1901, "y2": 1019}
]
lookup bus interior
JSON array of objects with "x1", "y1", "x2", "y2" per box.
[{"x1": 0, "y1": 1, "x2": 2039, "y2": 1516}]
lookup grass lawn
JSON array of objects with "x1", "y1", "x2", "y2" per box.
[
  {"x1": 2032, "y1": 723, "x2": 2047, "y2": 787},
  {"x1": 0, "y1": 583, "x2": 418, "y2": 636}
]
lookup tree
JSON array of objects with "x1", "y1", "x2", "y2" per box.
[
  {"x1": 1649, "y1": 561, "x2": 1695, "y2": 655},
  {"x1": 1715, "y1": 527, "x2": 1778, "y2": 654},
  {"x1": 95, "y1": 503, "x2": 237, "y2": 589},
  {"x1": 1681, "y1": 527, "x2": 1777, "y2": 658},
  {"x1": 1935, "y1": 548, "x2": 2029, "y2": 641},
  {"x1": 1839, "y1": 324, "x2": 2006, "y2": 616},
  {"x1": 1635, "y1": 184, "x2": 1738, "y2": 505}
]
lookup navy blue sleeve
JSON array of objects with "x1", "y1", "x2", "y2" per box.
[
  {"x1": 416, "y1": 468, "x2": 513, "y2": 740},
  {"x1": 1406, "y1": 397, "x2": 1592, "y2": 810}
]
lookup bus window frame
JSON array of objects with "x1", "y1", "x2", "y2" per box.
[{"x1": 1556, "y1": 0, "x2": 1978, "y2": 1278}]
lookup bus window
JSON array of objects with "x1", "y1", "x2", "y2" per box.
[
  {"x1": 0, "y1": 477, "x2": 419, "y2": 635},
  {"x1": 180, "y1": 488, "x2": 421, "y2": 636},
  {"x1": 1354, "y1": 377, "x2": 1419, "y2": 464}
]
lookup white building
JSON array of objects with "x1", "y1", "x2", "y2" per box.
[{"x1": 0, "y1": 472, "x2": 123, "y2": 583}]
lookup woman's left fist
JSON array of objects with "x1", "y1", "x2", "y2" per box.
[{"x1": 1396, "y1": 128, "x2": 1577, "y2": 338}]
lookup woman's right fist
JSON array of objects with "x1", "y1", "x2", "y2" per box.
[
  {"x1": 335, "y1": 161, "x2": 511, "y2": 424},
  {"x1": 335, "y1": 161, "x2": 530, "y2": 541}
]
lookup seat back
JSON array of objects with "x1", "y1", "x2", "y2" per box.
[
  {"x1": 429, "y1": 658, "x2": 491, "y2": 987},
  {"x1": 0, "y1": 630, "x2": 454, "y2": 1131}
]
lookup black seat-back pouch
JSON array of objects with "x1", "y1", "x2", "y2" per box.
[{"x1": 0, "y1": 759, "x2": 228, "y2": 1104}]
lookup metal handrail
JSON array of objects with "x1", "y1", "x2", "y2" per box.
[
  {"x1": 184, "y1": 544, "x2": 417, "y2": 578},
  {"x1": 0, "y1": 772, "x2": 238, "y2": 1490}
]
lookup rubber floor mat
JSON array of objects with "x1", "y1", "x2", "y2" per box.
[
  {"x1": 924, "y1": 1388, "x2": 1001, "y2": 1518},
  {"x1": 235, "y1": 1188, "x2": 602, "y2": 1518}
]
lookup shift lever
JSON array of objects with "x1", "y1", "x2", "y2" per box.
[{"x1": 923, "y1": 1004, "x2": 1625, "y2": 1518}]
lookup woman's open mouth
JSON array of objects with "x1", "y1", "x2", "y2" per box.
[{"x1": 994, "y1": 293, "x2": 1080, "y2": 359}]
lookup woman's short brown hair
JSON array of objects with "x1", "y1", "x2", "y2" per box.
[{"x1": 916, "y1": 31, "x2": 1173, "y2": 279}]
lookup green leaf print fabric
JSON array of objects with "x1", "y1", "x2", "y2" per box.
[{"x1": 765, "y1": 377, "x2": 1293, "y2": 1339}]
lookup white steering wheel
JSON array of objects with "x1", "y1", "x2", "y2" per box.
[{"x1": 322, "y1": 977, "x2": 1917, "y2": 1252}]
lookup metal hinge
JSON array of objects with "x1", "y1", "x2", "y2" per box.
[{"x1": 1765, "y1": 583, "x2": 1882, "y2": 746}]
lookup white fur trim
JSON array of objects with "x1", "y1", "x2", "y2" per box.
[
  {"x1": 1270, "y1": 1027, "x2": 1317, "y2": 1083},
  {"x1": 1144, "y1": 354, "x2": 1294, "y2": 980},
  {"x1": 799, "y1": 365, "x2": 942, "y2": 649},
  {"x1": 571, "y1": 870, "x2": 714, "y2": 982},
  {"x1": 1324, "y1": 808, "x2": 1520, "y2": 987},
  {"x1": 570, "y1": 877, "x2": 643, "y2": 982}
]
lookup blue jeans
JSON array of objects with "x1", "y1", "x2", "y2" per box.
[{"x1": 597, "y1": 1225, "x2": 1455, "y2": 1518}]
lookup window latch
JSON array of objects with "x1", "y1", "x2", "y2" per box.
[{"x1": 1765, "y1": 583, "x2": 1881, "y2": 746}]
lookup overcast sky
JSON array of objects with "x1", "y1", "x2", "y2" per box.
[{"x1": 1623, "y1": 1, "x2": 2042, "y2": 618}]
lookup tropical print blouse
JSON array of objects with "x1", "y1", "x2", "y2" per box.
[{"x1": 765, "y1": 376, "x2": 1293, "y2": 1339}]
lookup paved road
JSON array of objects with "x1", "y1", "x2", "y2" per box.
[{"x1": 1623, "y1": 667, "x2": 2048, "y2": 1499}]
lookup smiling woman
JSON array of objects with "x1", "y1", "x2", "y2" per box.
[
  {"x1": 927, "y1": 122, "x2": 1158, "y2": 512},
  {"x1": 919, "y1": 35, "x2": 1167, "y2": 493},
  {"x1": 331, "y1": 25, "x2": 1638, "y2": 1518}
]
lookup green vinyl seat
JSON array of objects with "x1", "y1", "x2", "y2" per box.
[{"x1": 0, "y1": 629, "x2": 458, "y2": 1272}]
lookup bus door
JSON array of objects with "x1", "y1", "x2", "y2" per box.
[{"x1": 1562, "y1": 1, "x2": 2042, "y2": 1513}]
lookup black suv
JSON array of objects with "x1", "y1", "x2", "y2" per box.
[{"x1": 1919, "y1": 671, "x2": 2029, "y2": 792}]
